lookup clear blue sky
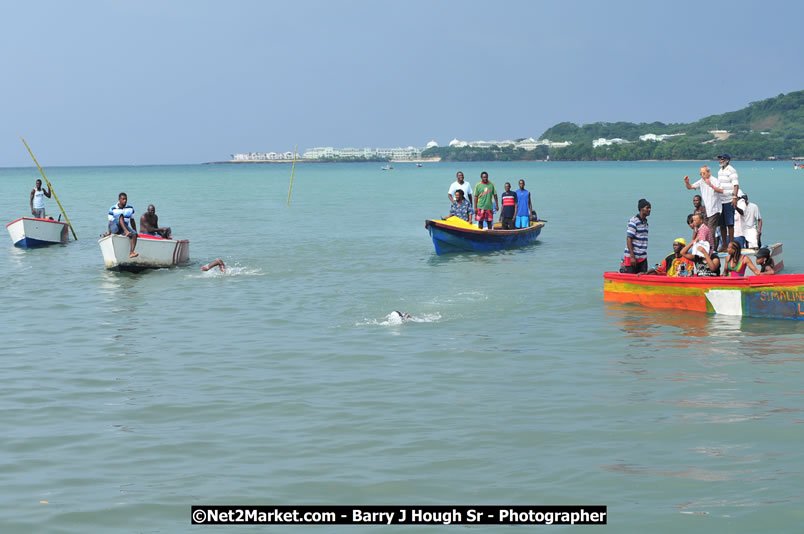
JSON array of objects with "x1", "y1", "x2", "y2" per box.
[{"x1": 2, "y1": 0, "x2": 802, "y2": 166}]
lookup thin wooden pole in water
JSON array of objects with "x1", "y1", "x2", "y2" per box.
[
  {"x1": 20, "y1": 136, "x2": 78, "y2": 240},
  {"x1": 287, "y1": 145, "x2": 298, "y2": 205}
]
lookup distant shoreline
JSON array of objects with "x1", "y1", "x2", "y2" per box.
[
  {"x1": 206, "y1": 157, "x2": 443, "y2": 165},
  {"x1": 203, "y1": 157, "x2": 797, "y2": 165}
]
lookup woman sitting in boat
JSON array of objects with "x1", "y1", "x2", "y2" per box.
[
  {"x1": 755, "y1": 247, "x2": 776, "y2": 274},
  {"x1": 724, "y1": 241, "x2": 761, "y2": 276},
  {"x1": 680, "y1": 238, "x2": 721, "y2": 276}
]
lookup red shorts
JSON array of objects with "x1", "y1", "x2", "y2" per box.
[
  {"x1": 475, "y1": 209, "x2": 493, "y2": 222},
  {"x1": 622, "y1": 256, "x2": 646, "y2": 266}
]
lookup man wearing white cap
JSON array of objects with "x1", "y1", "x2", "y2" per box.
[{"x1": 716, "y1": 154, "x2": 739, "y2": 251}]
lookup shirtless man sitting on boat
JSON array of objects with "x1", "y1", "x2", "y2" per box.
[
  {"x1": 139, "y1": 204, "x2": 172, "y2": 239},
  {"x1": 106, "y1": 192, "x2": 138, "y2": 258}
]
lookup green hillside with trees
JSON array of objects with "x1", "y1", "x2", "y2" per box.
[{"x1": 423, "y1": 90, "x2": 804, "y2": 161}]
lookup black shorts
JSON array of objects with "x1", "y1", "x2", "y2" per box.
[{"x1": 501, "y1": 218, "x2": 514, "y2": 230}]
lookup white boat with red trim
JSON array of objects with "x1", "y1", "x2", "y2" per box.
[
  {"x1": 99, "y1": 233, "x2": 190, "y2": 271},
  {"x1": 6, "y1": 217, "x2": 69, "y2": 248}
]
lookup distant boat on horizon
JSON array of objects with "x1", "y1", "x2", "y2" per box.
[{"x1": 381, "y1": 164, "x2": 393, "y2": 170}]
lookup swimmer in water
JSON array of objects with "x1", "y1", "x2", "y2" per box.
[{"x1": 201, "y1": 259, "x2": 225, "y2": 272}]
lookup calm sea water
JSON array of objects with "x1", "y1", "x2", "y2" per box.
[{"x1": 1, "y1": 161, "x2": 803, "y2": 533}]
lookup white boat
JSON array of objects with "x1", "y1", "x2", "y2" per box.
[
  {"x1": 6, "y1": 217, "x2": 69, "y2": 248},
  {"x1": 715, "y1": 242, "x2": 784, "y2": 275},
  {"x1": 99, "y1": 234, "x2": 190, "y2": 271},
  {"x1": 381, "y1": 165, "x2": 393, "y2": 170}
]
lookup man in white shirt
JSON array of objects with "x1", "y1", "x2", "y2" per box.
[
  {"x1": 684, "y1": 166, "x2": 723, "y2": 235},
  {"x1": 733, "y1": 189, "x2": 747, "y2": 248},
  {"x1": 30, "y1": 179, "x2": 51, "y2": 218},
  {"x1": 736, "y1": 192, "x2": 762, "y2": 248},
  {"x1": 716, "y1": 154, "x2": 739, "y2": 251},
  {"x1": 447, "y1": 171, "x2": 472, "y2": 206}
]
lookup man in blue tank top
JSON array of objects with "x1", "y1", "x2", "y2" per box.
[{"x1": 514, "y1": 179, "x2": 532, "y2": 228}]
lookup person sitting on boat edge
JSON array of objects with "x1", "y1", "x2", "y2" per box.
[
  {"x1": 644, "y1": 238, "x2": 693, "y2": 276},
  {"x1": 499, "y1": 182, "x2": 517, "y2": 230},
  {"x1": 621, "y1": 198, "x2": 650, "y2": 274},
  {"x1": 447, "y1": 171, "x2": 472, "y2": 206},
  {"x1": 679, "y1": 239, "x2": 720, "y2": 277},
  {"x1": 473, "y1": 171, "x2": 498, "y2": 230},
  {"x1": 201, "y1": 259, "x2": 225, "y2": 273},
  {"x1": 515, "y1": 179, "x2": 533, "y2": 228},
  {"x1": 447, "y1": 189, "x2": 473, "y2": 222},
  {"x1": 106, "y1": 192, "x2": 138, "y2": 258},
  {"x1": 139, "y1": 204, "x2": 172, "y2": 239},
  {"x1": 30, "y1": 179, "x2": 51, "y2": 218},
  {"x1": 724, "y1": 240, "x2": 760, "y2": 277},
  {"x1": 755, "y1": 247, "x2": 776, "y2": 274},
  {"x1": 691, "y1": 212, "x2": 716, "y2": 253}
]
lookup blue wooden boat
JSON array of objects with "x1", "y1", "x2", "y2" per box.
[{"x1": 424, "y1": 216, "x2": 545, "y2": 254}]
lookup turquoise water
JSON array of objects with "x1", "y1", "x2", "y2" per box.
[{"x1": 1, "y1": 161, "x2": 803, "y2": 533}]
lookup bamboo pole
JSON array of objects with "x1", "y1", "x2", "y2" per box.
[
  {"x1": 287, "y1": 145, "x2": 298, "y2": 205},
  {"x1": 20, "y1": 137, "x2": 77, "y2": 240}
]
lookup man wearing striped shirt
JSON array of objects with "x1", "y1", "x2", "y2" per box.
[
  {"x1": 622, "y1": 199, "x2": 651, "y2": 274},
  {"x1": 499, "y1": 182, "x2": 517, "y2": 230}
]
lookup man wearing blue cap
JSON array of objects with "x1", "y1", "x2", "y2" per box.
[{"x1": 716, "y1": 154, "x2": 739, "y2": 251}]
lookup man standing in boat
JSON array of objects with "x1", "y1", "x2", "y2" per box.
[
  {"x1": 684, "y1": 166, "x2": 723, "y2": 236},
  {"x1": 499, "y1": 182, "x2": 517, "y2": 230},
  {"x1": 515, "y1": 179, "x2": 533, "y2": 228},
  {"x1": 692, "y1": 195, "x2": 706, "y2": 218},
  {"x1": 473, "y1": 171, "x2": 498, "y2": 230},
  {"x1": 736, "y1": 192, "x2": 762, "y2": 248},
  {"x1": 107, "y1": 192, "x2": 138, "y2": 258},
  {"x1": 30, "y1": 179, "x2": 51, "y2": 219},
  {"x1": 622, "y1": 198, "x2": 651, "y2": 274},
  {"x1": 716, "y1": 154, "x2": 740, "y2": 252},
  {"x1": 447, "y1": 171, "x2": 472, "y2": 206}
]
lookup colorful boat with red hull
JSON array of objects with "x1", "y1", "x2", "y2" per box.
[
  {"x1": 6, "y1": 217, "x2": 69, "y2": 248},
  {"x1": 604, "y1": 272, "x2": 804, "y2": 321}
]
